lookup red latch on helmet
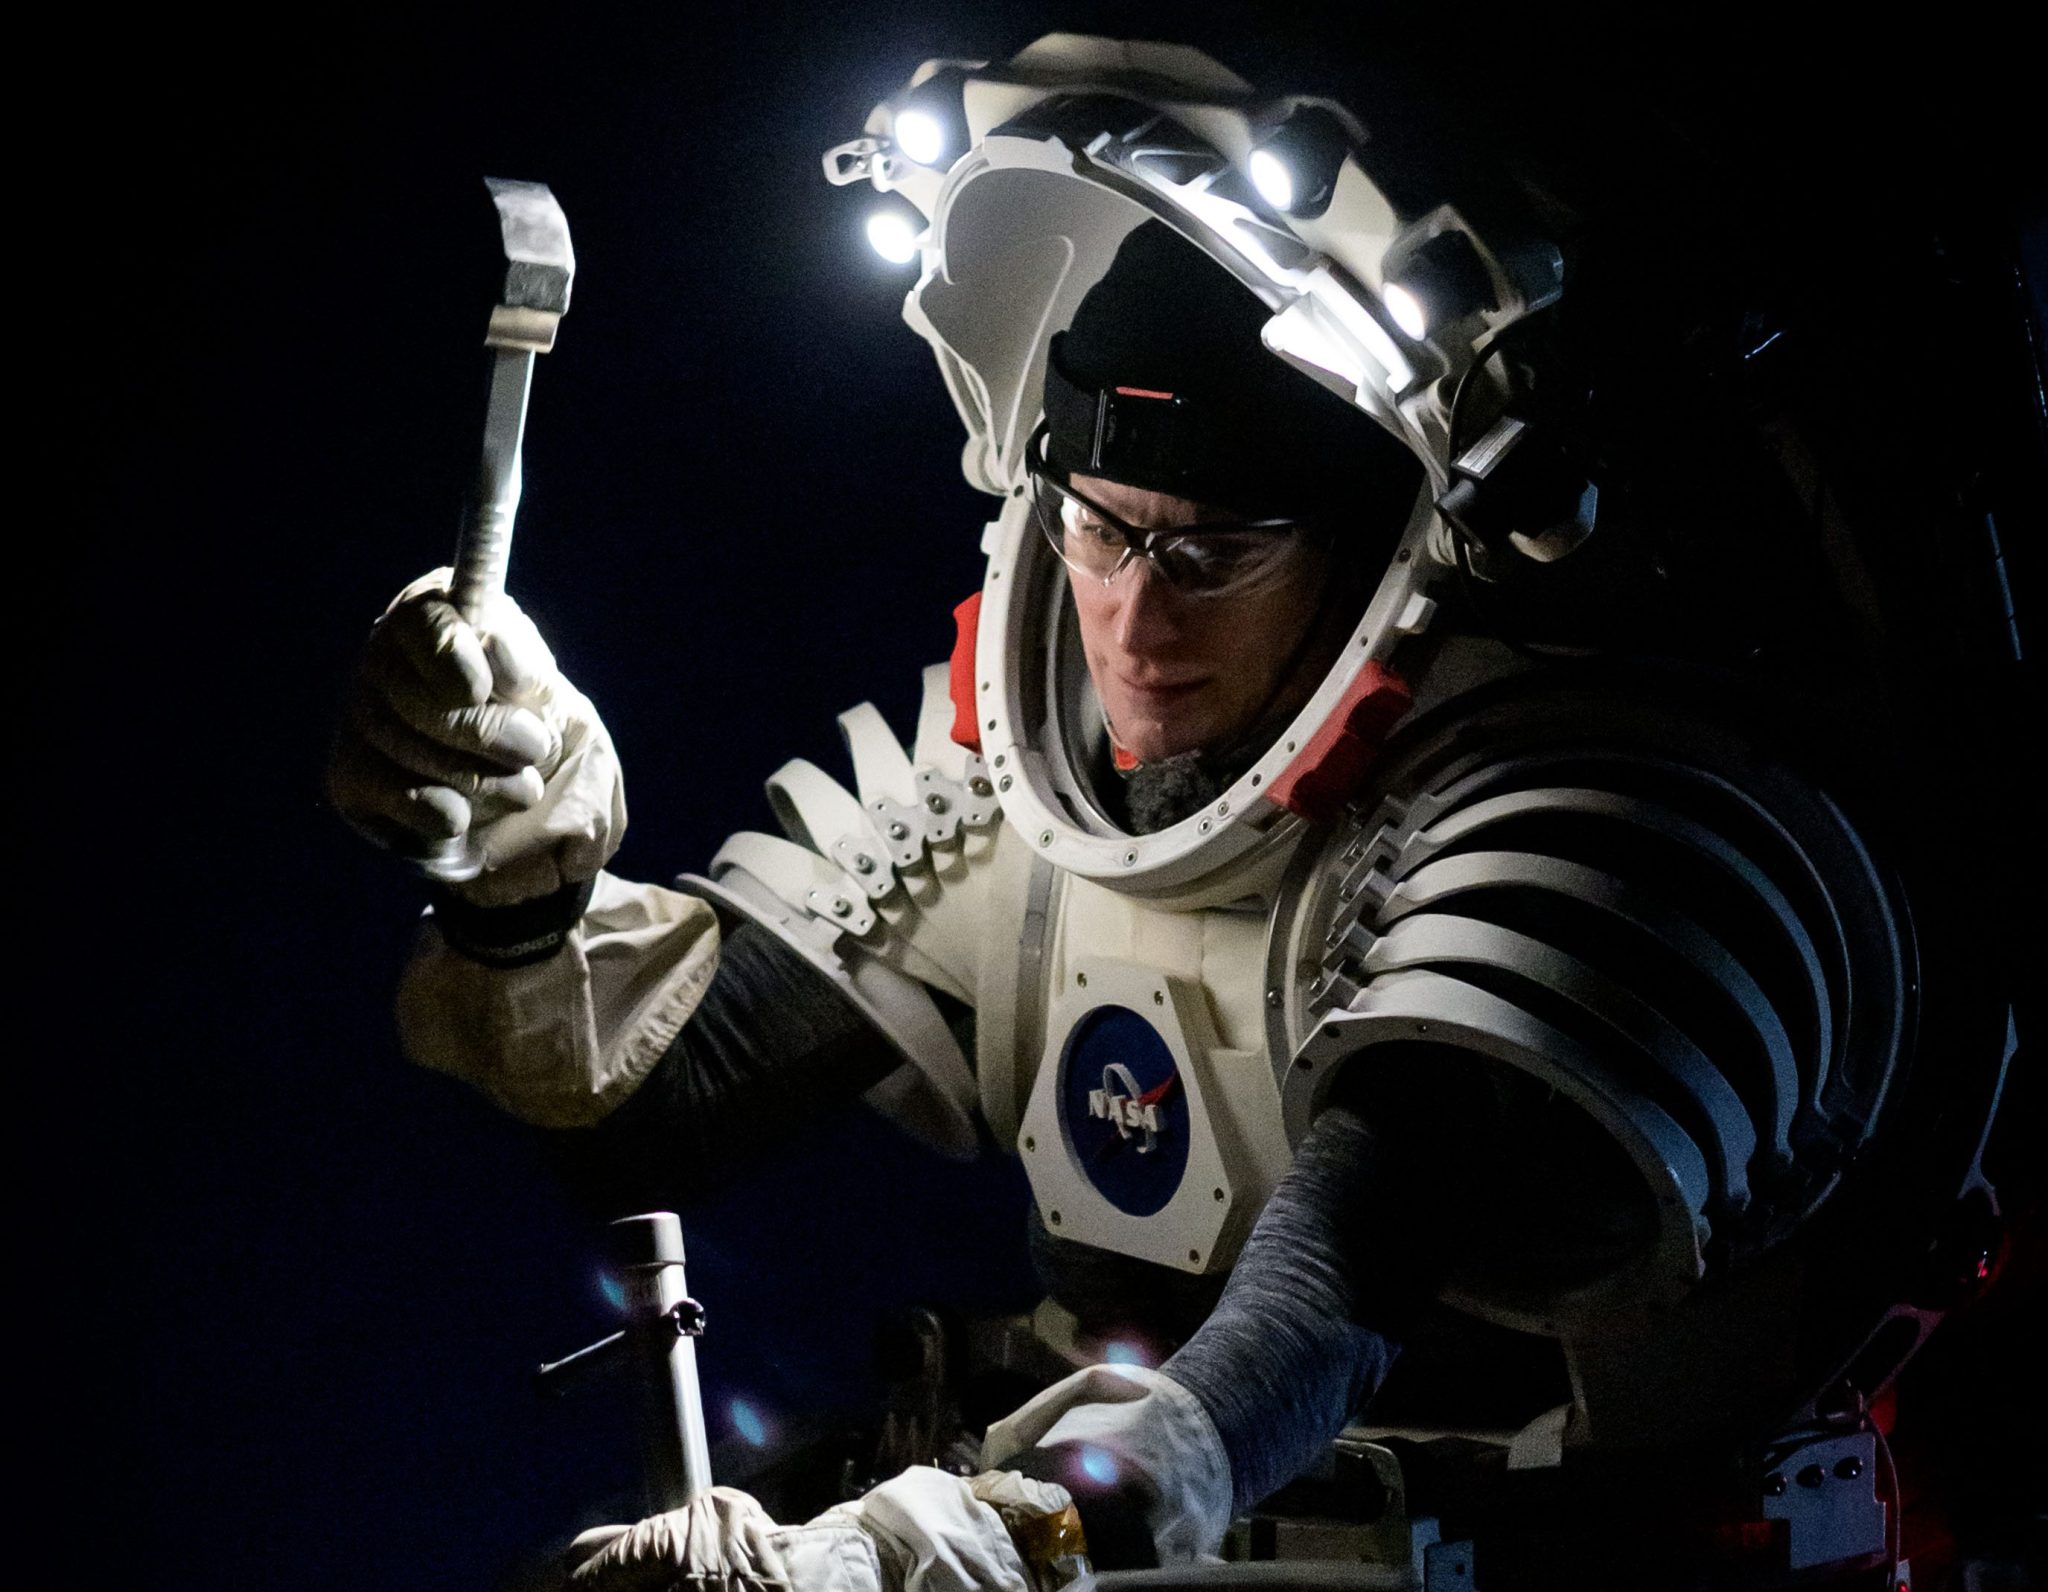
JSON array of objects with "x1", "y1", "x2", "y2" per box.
[
  {"x1": 1265, "y1": 661, "x2": 1413, "y2": 824},
  {"x1": 949, "y1": 591, "x2": 984, "y2": 752}
]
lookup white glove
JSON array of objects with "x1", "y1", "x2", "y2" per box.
[
  {"x1": 814, "y1": 1467, "x2": 1081, "y2": 1592},
  {"x1": 982, "y1": 1365, "x2": 1231, "y2": 1564},
  {"x1": 568, "y1": 1471, "x2": 1080, "y2": 1592},
  {"x1": 567, "y1": 1486, "x2": 876, "y2": 1592},
  {"x1": 328, "y1": 569, "x2": 625, "y2": 905}
]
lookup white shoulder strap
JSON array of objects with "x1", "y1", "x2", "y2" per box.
[
  {"x1": 766, "y1": 758, "x2": 898, "y2": 902},
  {"x1": 710, "y1": 831, "x2": 877, "y2": 938},
  {"x1": 840, "y1": 701, "x2": 920, "y2": 810},
  {"x1": 681, "y1": 864, "x2": 980, "y2": 1159},
  {"x1": 912, "y1": 661, "x2": 973, "y2": 780}
]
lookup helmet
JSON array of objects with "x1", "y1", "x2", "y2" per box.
[{"x1": 826, "y1": 34, "x2": 1564, "y2": 908}]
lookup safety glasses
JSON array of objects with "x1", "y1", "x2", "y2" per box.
[{"x1": 1026, "y1": 433, "x2": 1321, "y2": 600}]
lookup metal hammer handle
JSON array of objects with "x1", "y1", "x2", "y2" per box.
[
  {"x1": 421, "y1": 343, "x2": 534, "y2": 883},
  {"x1": 451, "y1": 342, "x2": 537, "y2": 626},
  {"x1": 417, "y1": 179, "x2": 572, "y2": 882},
  {"x1": 448, "y1": 177, "x2": 573, "y2": 625}
]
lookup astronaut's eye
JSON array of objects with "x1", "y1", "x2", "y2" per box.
[
  {"x1": 1065, "y1": 506, "x2": 1124, "y2": 547},
  {"x1": 1057, "y1": 511, "x2": 1131, "y2": 580},
  {"x1": 1150, "y1": 529, "x2": 1300, "y2": 594},
  {"x1": 1033, "y1": 477, "x2": 1134, "y2": 577}
]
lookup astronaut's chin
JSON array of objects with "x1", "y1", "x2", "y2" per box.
[{"x1": 1108, "y1": 690, "x2": 1215, "y2": 763}]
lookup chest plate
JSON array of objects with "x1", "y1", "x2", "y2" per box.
[{"x1": 1014, "y1": 874, "x2": 1295, "y2": 1274}]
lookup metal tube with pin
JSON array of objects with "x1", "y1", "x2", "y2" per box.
[{"x1": 609, "y1": 1212, "x2": 715, "y2": 1511}]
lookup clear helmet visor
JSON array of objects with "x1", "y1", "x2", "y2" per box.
[
  {"x1": 1012, "y1": 446, "x2": 1385, "y2": 844},
  {"x1": 894, "y1": 130, "x2": 1432, "y2": 901}
]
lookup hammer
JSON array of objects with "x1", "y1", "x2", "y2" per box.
[{"x1": 421, "y1": 178, "x2": 574, "y2": 883}]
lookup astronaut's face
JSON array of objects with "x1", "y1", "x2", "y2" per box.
[{"x1": 1066, "y1": 473, "x2": 1336, "y2": 763}]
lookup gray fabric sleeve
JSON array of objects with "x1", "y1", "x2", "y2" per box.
[
  {"x1": 1160, "y1": 1095, "x2": 1439, "y2": 1511},
  {"x1": 544, "y1": 920, "x2": 909, "y2": 1212}
]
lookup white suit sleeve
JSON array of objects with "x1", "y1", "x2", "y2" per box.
[{"x1": 396, "y1": 870, "x2": 721, "y2": 1128}]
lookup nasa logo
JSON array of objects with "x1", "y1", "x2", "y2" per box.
[
  {"x1": 1057, "y1": 1004, "x2": 1193, "y2": 1217},
  {"x1": 1088, "y1": 1062, "x2": 1173, "y2": 1153}
]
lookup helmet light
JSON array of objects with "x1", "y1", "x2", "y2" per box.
[
  {"x1": 1247, "y1": 148, "x2": 1295, "y2": 212},
  {"x1": 889, "y1": 66, "x2": 971, "y2": 169},
  {"x1": 893, "y1": 108, "x2": 947, "y2": 167},
  {"x1": 1382, "y1": 230, "x2": 1497, "y2": 341},
  {"x1": 1383, "y1": 281, "x2": 1429, "y2": 341},
  {"x1": 1245, "y1": 105, "x2": 1351, "y2": 220},
  {"x1": 866, "y1": 210, "x2": 921, "y2": 265}
]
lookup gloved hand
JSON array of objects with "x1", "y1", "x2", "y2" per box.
[
  {"x1": 328, "y1": 569, "x2": 625, "y2": 906},
  {"x1": 566, "y1": 1486, "x2": 869, "y2": 1592},
  {"x1": 817, "y1": 1466, "x2": 1083, "y2": 1592},
  {"x1": 982, "y1": 1364, "x2": 1231, "y2": 1565},
  {"x1": 567, "y1": 1470, "x2": 1081, "y2": 1592}
]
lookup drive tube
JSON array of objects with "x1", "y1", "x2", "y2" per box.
[{"x1": 608, "y1": 1213, "x2": 713, "y2": 1511}]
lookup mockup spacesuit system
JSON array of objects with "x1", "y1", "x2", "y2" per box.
[{"x1": 331, "y1": 35, "x2": 2034, "y2": 1592}]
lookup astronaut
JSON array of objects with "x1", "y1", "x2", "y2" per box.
[{"x1": 332, "y1": 34, "x2": 2025, "y2": 1591}]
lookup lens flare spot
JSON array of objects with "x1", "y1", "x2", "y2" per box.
[
  {"x1": 730, "y1": 1397, "x2": 769, "y2": 1448},
  {"x1": 598, "y1": 1272, "x2": 627, "y2": 1314},
  {"x1": 1078, "y1": 1445, "x2": 1120, "y2": 1486}
]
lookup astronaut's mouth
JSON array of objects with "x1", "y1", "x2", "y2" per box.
[{"x1": 1114, "y1": 672, "x2": 1210, "y2": 703}]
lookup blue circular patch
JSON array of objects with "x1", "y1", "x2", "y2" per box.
[{"x1": 1058, "y1": 1004, "x2": 1190, "y2": 1217}]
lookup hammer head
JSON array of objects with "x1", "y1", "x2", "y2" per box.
[{"x1": 483, "y1": 177, "x2": 574, "y2": 352}]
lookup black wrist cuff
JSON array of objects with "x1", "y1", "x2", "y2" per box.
[
  {"x1": 426, "y1": 875, "x2": 597, "y2": 969},
  {"x1": 1007, "y1": 1443, "x2": 1161, "y2": 1570}
]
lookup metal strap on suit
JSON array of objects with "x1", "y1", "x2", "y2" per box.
[
  {"x1": 767, "y1": 758, "x2": 899, "y2": 902},
  {"x1": 710, "y1": 832, "x2": 877, "y2": 938}
]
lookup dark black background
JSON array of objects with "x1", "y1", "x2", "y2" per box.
[{"x1": 48, "y1": 7, "x2": 2040, "y2": 1588}]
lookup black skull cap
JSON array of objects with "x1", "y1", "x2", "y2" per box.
[{"x1": 1043, "y1": 219, "x2": 1419, "y2": 529}]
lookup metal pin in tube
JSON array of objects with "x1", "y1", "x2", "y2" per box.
[{"x1": 607, "y1": 1212, "x2": 714, "y2": 1511}]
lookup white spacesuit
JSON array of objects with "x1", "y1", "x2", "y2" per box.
[
  {"x1": 336, "y1": 34, "x2": 2025, "y2": 1592},
  {"x1": 398, "y1": 33, "x2": 1488, "y2": 1277}
]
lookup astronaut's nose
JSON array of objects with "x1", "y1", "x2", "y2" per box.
[{"x1": 1110, "y1": 558, "x2": 1185, "y2": 654}]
